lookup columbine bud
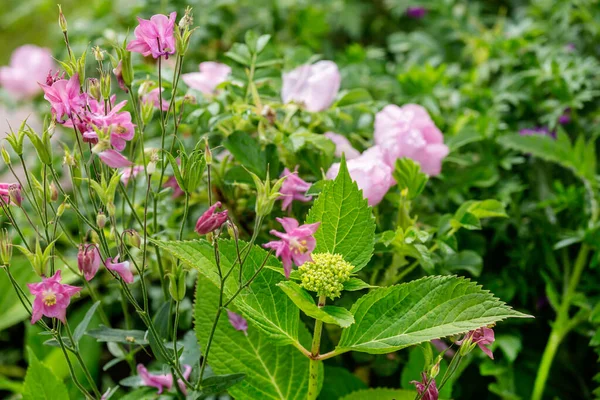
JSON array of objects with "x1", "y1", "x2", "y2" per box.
[
  {"x1": 96, "y1": 211, "x2": 107, "y2": 228},
  {"x1": 49, "y1": 183, "x2": 58, "y2": 202},
  {"x1": 179, "y1": 6, "x2": 193, "y2": 29},
  {"x1": 250, "y1": 170, "x2": 287, "y2": 217},
  {"x1": 57, "y1": 202, "x2": 68, "y2": 217},
  {"x1": 58, "y1": 4, "x2": 68, "y2": 33},
  {"x1": 89, "y1": 78, "x2": 101, "y2": 101},
  {"x1": 204, "y1": 138, "x2": 212, "y2": 165},
  {"x1": 226, "y1": 221, "x2": 239, "y2": 240},
  {"x1": 93, "y1": 45, "x2": 104, "y2": 61},
  {"x1": 0, "y1": 229, "x2": 12, "y2": 266},
  {"x1": 298, "y1": 253, "x2": 353, "y2": 300},
  {"x1": 106, "y1": 202, "x2": 116, "y2": 217},
  {"x1": 124, "y1": 229, "x2": 141, "y2": 249},
  {"x1": 429, "y1": 355, "x2": 442, "y2": 379},
  {"x1": 63, "y1": 149, "x2": 76, "y2": 167},
  {"x1": 168, "y1": 267, "x2": 187, "y2": 301},
  {"x1": 8, "y1": 184, "x2": 22, "y2": 207},
  {"x1": 175, "y1": 7, "x2": 194, "y2": 55},
  {"x1": 100, "y1": 72, "x2": 111, "y2": 100},
  {"x1": 1, "y1": 148, "x2": 10, "y2": 165},
  {"x1": 5, "y1": 122, "x2": 26, "y2": 156},
  {"x1": 78, "y1": 243, "x2": 101, "y2": 281},
  {"x1": 195, "y1": 202, "x2": 228, "y2": 235}
]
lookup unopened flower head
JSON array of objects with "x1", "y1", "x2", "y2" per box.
[
  {"x1": 0, "y1": 229, "x2": 12, "y2": 266},
  {"x1": 298, "y1": 253, "x2": 353, "y2": 299}
]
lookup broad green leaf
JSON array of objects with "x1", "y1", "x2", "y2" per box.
[
  {"x1": 277, "y1": 281, "x2": 354, "y2": 328},
  {"x1": 393, "y1": 158, "x2": 428, "y2": 199},
  {"x1": 199, "y1": 373, "x2": 246, "y2": 395},
  {"x1": 195, "y1": 274, "x2": 316, "y2": 400},
  {"x1": 73, "y1": 301, "x2": 100, "y2": 342},
  {"x1": 154, "y1": 239, "x2": 300, "y2": 346},
  {"x1": 22, "y1": 347, "x2": 69, "y2": 400},
  {"x1": 337, "y1": 276, "x2": 531, "y2": 354},
  {"x1": 307, "y1": 157, "x2": 375, "y2": 272},
  {"x1": 319, "y1": 365, "x2": 367, "y2": 400},
  {"x1": 343, "y1": 278, "x2": 375, "y2": 291},
  {"x1": 340, "y1": 388, "x2": 419, "y2": 400},
  {"x1": 86, "y1": 326, "x2": 148, "y2": 345}
]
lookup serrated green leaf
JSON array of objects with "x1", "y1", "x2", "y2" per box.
[
  {"x1": 340, "y1": 388, "x2": 419, "y2": 400},
  {"x1": 306, "y1": 157, "x2": 375, "y2": 272},
  {"x1": 200, "y1": 373, "x2": 246, "y2": 395},
  {"x1": 277, "y1": 281, "x2": 354, "y2": 328},
  {"x1": 336, "y1": 276, "x2": 531, "y2": 354},
  {"x1": 393, "y1": 158, "x2": 428, "y2": 200},
  {"x1": 86, "y1": 326, "x2": 148, "y2": 345},
  {"x1": 22, "y1": 347, "x2": 69, "y2": 400}
]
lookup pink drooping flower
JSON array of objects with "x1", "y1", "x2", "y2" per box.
[
  {"x1": 282, "y1": 61, "x2": 341, "y2": 112},
  {"x1": 195, "y1": 202, "x2": 228, "y2": 235},
  {"x1": 324, "y1": 132, "x2": 360, "y2": 160},
  {"x1": 98, "y1": 149, "x2": 133, "y2": 168},
  {"x1": 374, "y1": 104, "x2": 449, "y2": 176},
  {"x1": 77, "y1": 243, "x2": 101, "y2": 281},
  {"x1": 278, "y1": 167, "x2": 312, "y2": 212},
  {"x1": 121, "y1": 165, "x2": 145, "y2": 185},
  {"x1": 137, "y1": 364, "x2": 192, "y2": 395},
  {"x1": 163, "y1": 176, "x2": 185, "y2": 198},
  {"x1": 105, "y1": 256, "x2": 134, "y2": 284},
  {"x1": 0, "y1": 45, "x2": 55, "y2": 100},
  {"x1": 263, "y1": 217, "x2": 320, "y2": 278},
  {"x1": 457, "y1": 326, "x2": 495, "y2": 359},
  {"x1": 411, "y1": 372, "x2": 439, "y2": 400},
  {"x1": 27, "y1": 270, "x2": 81, "y2": 324},
  {"x1": 142, "y1": 87, "x2": 169, "y2": 111},
  {"x1": 0, "y1": 183, "x2": 22, "y2": 206},
  {"x1": 326, "y1": 146, "x2": 394, "y2": 206},
  {"x1": 227, "y1": 310, "x2": 248, "y2": 336},
  {"x1": 127, "y1": 12, "x2": 177, "y2": 59},
  {"x1": 39, "y1": 74, "x2": 86, "y2": 123},
  {"x1": 182, "y1": 62, "x2": 232, "y2": 95}
]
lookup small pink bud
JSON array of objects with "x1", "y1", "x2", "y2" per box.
[{"x1": 195, "y1": 202, "x2": 228, "y2": 235}]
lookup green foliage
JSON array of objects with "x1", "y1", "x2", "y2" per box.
[
  {"x1": 86, "y1": 326, "x2": 149, "y2": 345},
  {"x1": 340, "y1": 388, "x2": 420, "y2": 400},
  {"x1": 22, "y1": 348, "x2": 69, "y2": 400},
  {"x1": 393, "y1": 158, "x2": 428, "y2": 199}
]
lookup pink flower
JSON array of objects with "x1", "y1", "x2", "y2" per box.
[
  {"x1": 326, "y1": 146, "x2": 394, "y2": 206},
  {"x1": 195, "y1": 202, "x2": 228, "y2": 235},
  {"x1": 278, "y1": 167, "x2": 312, "y2": 211},
  {"x1": 77, "y1": 244, "x2": 101, "y2": 281},
  {"x1": 87, "y1": 100, "x2": 136, "y2": 151},
  {"x1": 141, "y1": 87, "x2": 169, "y2": 111},
  {"x1": 137, "y1": 364, "x2": 192, "y2": 395},
  {"x1": 410, "y1": 372, "x2": 438, "y2": 400},
  {"x1": 406, "y1": 6, "x2": 428, "y2": 19},
  {"x1": 163, "y1": 176, "x2": 184, "y2": 198},
  {"x1": 182, "y1": 62, "x2": 232, "y2": 95},
  {"x1": 121, "y1": 165, "x2": 144, "y2": 185},
  {"x1": 374, "y1": 104, "x2": 449, "y2": 176},
  {"x1": 127, "y1": 12, "x2": 177, "y2": 59},
  {"x1": 105, "y1": 256, "x2": 134, "y2": 284},
  {"x1": 324, "y1": 132, "x2": 360, "y2": 160},
  {"x1": 0, "y1": 45, "x2": 55, "y2": 100},
  {"x1": 98, "y1": 149, "x2": 133, "y2": 168},
  {"x1": 282, "y1": 61, "x2": 341, "y2": 112},
  {"x1": 27, "y1": 270, "x2": 81, "y2": 324},
  {"x1": 263, "y1": 217, "x2": 320, "y2": 278},
  {"x1": 113, "y1": 61, "x2": 128, "y2": 92},
  {"x1": 39, "y1": 74, "x2": 85, "y2": 123},
  {"x1": 0, "y1": 183, "x2": 22, "y2": 206},
  {"x1": 227, "y1": 310, "x2": 248, "y2": 335},
  {"x1": 457, "y1": 326, "x2": 495, "y2": 359}
]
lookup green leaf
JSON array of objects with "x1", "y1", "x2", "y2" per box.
[
  {"x1": 340, "y1": 388, "x2": 419, "y2": 400},
  {"x1": 149, "y1": 302, "x2": 171, "y2": 362},
  {"x1": 440, "y1": 251, "x2": 483, "y2": 277},
  {"x1": 73, "y1": 301, "x2": 100, "y2": 343},
  {"x1": 225, "y1": 43, "x2": 252, "y2": 66},
  {"x1": 86, "y1": 326, "x2": 148, "y2": 345},
  {"x1": 256, "y1": 34, "x2": 271, "y2": 53},
  {"x1": 319, "y1": 365, "x2": 367, "y2": 400},
  {"x1": 307, "y1": 157, "x2": 375, "y2": 272},
  {"x1": 334, "y1": 88, "x2": 372, "y2": 107},
  {"x1": 393, "y1": 158, "x2": 428, "y2": 199},
  {"x1": 343, "y1": 278, "x2": 375, "y2": 291},
  {"x1": 224, "y1": 131, "x2": 267, "y2": 178},
  {"x1": 154, "y1": 239, "x2": 300, "y2": 346},
  {"x1": 195, "y1": 274, "x2": 315, "y2": 400},
  {"x1": 337, "y1": 276, "x2": 531, "y2": 354},
  {"x1": 277, "y1": 281, "x2": 355, "y2": 328},
  {"x1": 200, "y1": 373, "x2": 246, "y2": 395},
  {"x1": 306, "y1": 180, "x2": 326, "y2": 196},
  {"x1": 22, "y1": 347, "x2": 69, "y2": 400},
  {"x1": 451, "y1": 200, "x2": 506, "y2": 231},
  {"x1": 288, "y1": 131, "x2": 336, "y2": 154}
]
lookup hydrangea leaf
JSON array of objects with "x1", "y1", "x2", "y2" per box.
[
  {"x1": 154, "y1": 239, "x2": 300, "y2": 347},
  {"x1": 22, "y1": 347, "x2": 69, "y2": 400},
  {"x1": 336, "y1": 275, "x2": 532, "y2": 354},
  {"x1": 306, "y1": 157, "x2": 375, "y2": 272},
  {"x1": 277, "y1": 281, "x2": 355, "y2": 328}
]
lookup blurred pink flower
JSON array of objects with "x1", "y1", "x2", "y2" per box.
[
  {"x1": 326, "y1": 146, "x2": 394, "y2": 206},
  {"x1": 411, "y1": 372, "x2": 438, "y2": 400},
  {"x1": 278, "y1": 167, "x2": 312, "y2": 211},
  {"x1": 0, "y1": 45, "x2": 55, "y2": 100},
  {"x1": 163, "y1": 176, "x2": 185, "y2": 198},
  {"x1": 457, "y1": 326, "x2": 495, "y2": 359},
  {"x1": 195, "y1": 201, "x2": 228, "y2": 235},
  {"x1": 142, "y1": 87, "x2": 169, "y2": 111},
  {"x1": 324, "y1": 132, "x2": 360, "y2": 160},
  {"x1": 121, "y1": 165, "x2": 144, "y2": 185},
  {"x1": 105, "y1": 256, "x2": 134, "y2": 283},
  {"x1": 39, "y1": 74, "x2": 85, "y2": 123},
  {"x1": 78, "y1": 244, "x2": 101, "y2": 281},
  {"x1": 0, "y1": 183, "x2": 22, "y2": 206},
  {"x1": 263, "y1": 217, "x2": 320, "y2": 278},
  {"x1": 227, "y1": 310, "x2": 248, "y2": 335},
  {"x1": 127, "y1": 12, "x2": 177, "y2": 59},
  {"x1": 98, "y1": 149, "x2": 133, "y2": 168},
  {"x1": 374, "y1": 104, "x2": 449, "y2": 176},
  {"x1": 27, "y1": 270, "x2": 81, "y2": 324},
  {"x1": 406, "y1": 6, "x2": 428, "y2": 19},
  {"x1": 137, "y1": 364, "x2": 192, "y2": 395},
  {"x1": 182, "y1": 62, "x2": 232, "y2": 95},
  {"x1": 282, "y1": 61, "x2": 340, "y2": 112}
]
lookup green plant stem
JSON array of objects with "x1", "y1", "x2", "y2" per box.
[
  {"x1": 308, "y1": 295, "x2": 326, "y2": 400},
  {"x1": 64, "y1": 322, "x2": 101, "y2": 398},
  {"x1": 55, "y1": 332, "x2": 95, "y2": 399}
]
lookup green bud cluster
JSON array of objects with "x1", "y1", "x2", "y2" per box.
[{"x1": 298, "y1": 253, "x2": 353, "y2": 300}]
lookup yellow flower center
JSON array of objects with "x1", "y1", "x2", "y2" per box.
[
  {"x1": 290, "y1": 238, "x2": 308, "y2": 254},
  {"x1": 43, "y1": 291, "x2": 57, "y2": 306}
]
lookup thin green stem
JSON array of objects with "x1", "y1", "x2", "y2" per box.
[
  {"x1": 64, "y1": 322, "x2": 101, "y2": 398},
  {"x1": 307, "y1": 295, "x2": 326, "y2": 400}
]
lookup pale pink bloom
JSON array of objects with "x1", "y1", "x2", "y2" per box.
[
  {"x1": 105, "y1": 256, "x2": 134, "y2": 283},
  {"x1": 142, "y1": 88, "x2": 169, "y2": 111},
  {"x1": 195, "y1": 202, "x2": 228, "y2": 235},
  {"x1": 374, "y1": 104, "x2": 449, "y2": 176},
  {"x1": 278, "y1": 167, "x2": 312, "y2": 211},
  {"x1": 457, "y1": 327, "x2": 495, "y2": 359},
  {"x1": 411, "y1": 372, "x2": 438, "y2": 400},
  {"x1": 326, "y1": 146, "x2": 394, "y2": 206},
  {"x1": 137, "y1": 364, "x2": 192, "y2": 395},
  {"x1": 182, "y1": 62, "x2": 232, "y2": 95},
  {"x1": 0, "y1": 183, "x2": 22, "y2": 206},
  {"x1": 27, "y1": 270, "x2": 81, "y2": 324},
  {"x1": 98, "y1": 149, "x2": 132, "y2": 168},
  {"x1": 263, "y1": 217, "x2": 320, "y2": 278},
  {"x1": 282, "y1": 61, "x2": 341, "y2": 112},
  {"x1": 121, "y1": 165, "x2": 144, "y2": 185},
  {"x1": 39, "y1": 74, "x2": 85, "y2": 123},
  {"x1": 77, "y1": 244, "x2": 101, "y2": 281},
  {"x1": 227, "y1": 310, "x2": 248, "y2": 335},
  {"x1": 324, "y1": 132, "x2": 360, "y2": 160},
  {"x1": 163, "y1": 176, "x2": 184, "y2": 198},
  {"x1": 127, "y1": 12, "x2": 177, "y2": 59},
  {"x1": 0, "y1": 45, "x2": 55, "y2": 100}
]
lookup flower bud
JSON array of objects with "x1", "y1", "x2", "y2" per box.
[
  {"x1": 5, "y1": 122, "x2": 26, "y2": 156},
  {"x1": 204, "y1": 138, "x2": 212, "y2": 165},
  {"x1": 63, "y1": 149, "x2": 76, "y2": 167},
  {"x1": 106, "y1": 202, "x2": 116, "y2": 217},
  {"x1": 8, "y1": 184, "x2": 22, "y2": 207},
  {"x1": 49, "y1": 182, "x2": 59, "y2": 202},
  {"x1": 0, "y1": 229, "x2": 12, "y2": 266},
  {"x1": 429, "y1": 355, "x2": 442, "y2": 379},
  {"x1": 89, "y1": 78, "x2": 101, "y2": 101},
  {"x1": 78, "y1": 243, "x2": 101, "y2": 281},
  {"x1": 113, "y1": 61, "x2": 128, "y2": 93},
  {"x1": 195, "y1": 202, "x2": 228, "y2": 235},
  {"x1": 168, "y1": 268, "x2": 187, "y2": 302},
  {"x1": 226, "y1": 221, "x2": 239, "y2": 240},
  {"x1": 1, "y1": 147, "x2": 11, "y2": 165},
  {"x1": 93, "y1": 45, "x2": 104, "y2": 61},
  {"x1": 57, "y1": 202, "x2": 68, "y2": 217},
  {"x1": 58, "y1": 4, "x2": 68, "y2": 33},
  {"x1": 124, "y1": 229, "x2": 142, "y2": 249},
  {"x1": 100, "y1": 72, "x2": 111, "y2": 100},
  {"x1": 298, "y1": 253, "x2": 353, "y2": 300},
  {"x1": 96, "y1": 211, "x2": 107, "y2": 228}
]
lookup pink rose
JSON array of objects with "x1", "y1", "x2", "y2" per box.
[
  {"x1": 0, "y1": 45, "x2": 55, "y2": 100},
  {"x1": 324, "y1": 132, "x2": 360, "y2": 160},
  {"x1": 282, "y1": 61, "x2": 341, "y2": 112}
]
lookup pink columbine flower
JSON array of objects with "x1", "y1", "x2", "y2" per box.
[
  {"x1": 121, "y1": 165, "x2": 144, "y2": 185},
  {"x1": 227, "y1": 310, "x2": 248, "y2": 336},
  {"x1": 27, "y1": 270, "x2": 81, "y2": 324},
  {"x1": 282, "y1": 61, "x2": 341, "y2": 112},
  {"x1": 98, "y1": 149, "x2": 133, "y2": 168},
  {"x1": 278, "y1": 167, "x2": 312, "y2": 212},
  {"x1": 127, "y1": 12, "x2": 177, "y2": 59},
  {"x1": 182, "y1": 62, "x2": 232, "y2": 95},
  {"x1": 77, "y1": 244, "x2": 101, "y2": 281},
  {"x1": 0, "y1": 183, "x2": 22, "y2": 206},
  {"x1": 137, "y1": 364, "x2": 192, "y2": 395},
  {"x1": 411, "y1": 372, "x2": 439, "y2": 400},
  {"x1": 39, "y1": 74, "x2": 86, "y2": 123},
  {"x1": 105, "y1": 256, "x2": 134, "y2": 284},
  {"x1": 163, "y1": 176, "x2": 184, "y2": 198},
  {"x1": 0, "y1": 45, "x2": 55, "y2": 100},
  {"x1": 263, "y1": 217, "x2": 320, "y2": 278},
  {"x1": 324, "y1": 132, "x2": 360, "y2": 160},
  {"x1": 374, "y1": 104, "x2": 449, "y2": 176},
  {"x1": 457, "y1": 326, "x2": 495, "y2": 359},
  {"x1": 142, "y1": 87, "x2": 169, "y2": 111},
  {"x1": 195, "y1": 202, "x2": 228, "y2": 235},
  {"x1": 326, "y1": 146, "x2": 394, "y2": 206}
]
